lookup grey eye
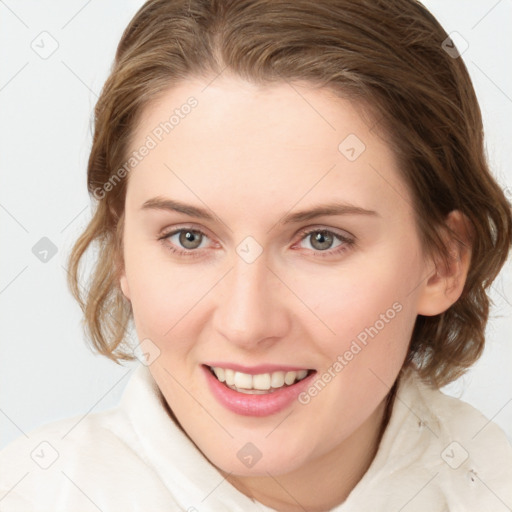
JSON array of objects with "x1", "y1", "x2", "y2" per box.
[
  {"x1": 308, "y1": 230, "x2": 336, "y2": 251},
  {"x1": 177, "y1": 230, "x2": 203, "y2": 249}
]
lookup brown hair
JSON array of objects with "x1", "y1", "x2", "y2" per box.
[{"x1": 67, "y1": 0, "x2": 512, "y2": 387}]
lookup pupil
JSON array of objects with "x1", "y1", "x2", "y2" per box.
[
  {"x1": 180, "y1": 230, "x2": 202, "y2": 249},
  {"x1": 311, "y1": 231, "x2": 333, "y2": 250}
]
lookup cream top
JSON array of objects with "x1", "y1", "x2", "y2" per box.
[{"x1": 1, "y1": 364, "x2": 511, "y2": 511}]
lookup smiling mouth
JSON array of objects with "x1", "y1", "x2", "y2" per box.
[{"x1": 206, "y1": 365, "x2": 315, "y2": 394}]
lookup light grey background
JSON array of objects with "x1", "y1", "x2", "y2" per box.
[{"x1": 1, "y1": 0, "x2": 511, "y2": 450}]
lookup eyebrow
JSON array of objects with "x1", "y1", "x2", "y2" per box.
[{"x1": 141, "y1": 196, "x2": 379, "y2": 224}]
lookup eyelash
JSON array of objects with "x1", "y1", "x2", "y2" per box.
[{"x1": 158, "y1": 225, "x2": 355, "y2": 259}]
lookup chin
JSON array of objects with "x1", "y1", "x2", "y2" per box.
[{"x1": 198, "y1": 431, "x2": 317, "y2": 478}]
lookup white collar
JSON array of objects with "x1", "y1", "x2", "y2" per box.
[{"x1": 120, "y1": 364, "x2": 512, "y2": 511}]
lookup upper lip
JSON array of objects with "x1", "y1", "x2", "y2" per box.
[{"x1": 203, "y1": 362, "x2": 314, "y2": 374}]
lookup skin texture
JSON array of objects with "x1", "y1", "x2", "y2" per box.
[{"x1": 119, "y1": 75, "x2": 471, "y2": 511}]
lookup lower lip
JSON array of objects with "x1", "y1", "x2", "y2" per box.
[{"x1": 202, "y1": 365, "x2": 316, "y2": 417}]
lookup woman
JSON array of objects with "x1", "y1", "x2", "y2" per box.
[{"x1": 1, "y1": 0, "x2": 511, "y2": 510}]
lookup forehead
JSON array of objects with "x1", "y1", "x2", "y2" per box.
[{"x1": 125, "y1": 75, "x2": 412, "y2": 224}]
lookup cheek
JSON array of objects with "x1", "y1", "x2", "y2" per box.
[
  {"x1": 122, "y1": 234, "x2": 201, "y2": 343},
  {"x1": 287, "y1": 252, "x2": 418, "y2": 442},
  {"x1": 124, "y1": 216, "x2": 422, "y2": 369},
  {"x1": 291, "y1": 240, "x2": 421, "y2": 374}
]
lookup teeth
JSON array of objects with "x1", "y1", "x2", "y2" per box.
[
  {"x1": 253, "y1": 373, "x2": 271, "y2": 390},
  {"x1": 270, "y1": 371, "x2": 285, "y2": 388},
  {"x1": 284, "y1": 371, "x2": 297, "y2": 385},
  {"x1": 297, "y1": 369, "x2": 308, "y2": 380},
  {"x1": 234, "y1": 371, "x2": 252, "y2": 389},
  {"x1": 211, "y1": 366, "x2": 310, "y2": 392},
  {"x1": 214, "y1": 367, "x2": 226, "y2": 383},
  {"x1": 225, "y1": 368, "x2": 235, "y2": 386}
]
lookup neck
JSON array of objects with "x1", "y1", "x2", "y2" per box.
[{"x1": 222, "y1": 385, "x2": 397, "y2": 512}]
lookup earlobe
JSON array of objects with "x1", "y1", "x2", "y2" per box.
[
  {"x1": 120, "y1": 274, "x2": 131, "y2": 301},
  {"x1": 416, "y1": 210, "x2": 472, "y2": 316}
]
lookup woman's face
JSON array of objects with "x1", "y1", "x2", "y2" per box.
[{"x1": 120, "y1": 75, "x2": 435, "y2": 476}]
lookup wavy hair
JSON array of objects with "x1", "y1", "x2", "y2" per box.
[{"x1": 67, "y1": 0, "x2": 512, "y2": 387}]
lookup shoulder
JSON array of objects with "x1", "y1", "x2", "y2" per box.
[
  {"x1": 0, "y1": 367, "x2": 178, "y2": 511},
  {"x1": 413, "y1": 371, "x2": 512, "y2": 508},
  {"x1": 342, "y1": 368, "x2": 512, "y2": 512},
  {"x1": 413, "y1": 369, "x2": 512, "y2": 465},
  {"x1": 0, "y1": 404, "x2": 134, "y2": 470}
]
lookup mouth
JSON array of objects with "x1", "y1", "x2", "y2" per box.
[{"x1": 205, "y1": 364, "x2": 316, "y2": 395}]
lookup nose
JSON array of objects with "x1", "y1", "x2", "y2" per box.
[{"x1": 212, "y1": 251, "x2": 292, "y2": 350}]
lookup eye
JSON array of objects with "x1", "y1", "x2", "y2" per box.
[
  {"x1": 158, "y1": 225, "x2": 354, "y2": 259},
  {"x1": 302, "y1": 230, "x2": 339, "y2": 251},
  {"x1": 171, "y1": 229, "x2": 205, "y2": 250},
  {"x1": 295, "y1": 228, "x2": 354, "y2": 256},
  {"x1": 159, "y1": 227, "x2": 211, "y2": 255}
]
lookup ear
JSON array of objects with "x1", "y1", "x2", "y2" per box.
[
  {"x1": 115, "y1": 243, "x2": 131, "y2": 301},
  {"x1": 417, "y1": 210, "x2": 472, "y2": 316},
  {"x1": 113, "y1": 209, "x2": 131, "y2": 301},
  {"x1": 119, "y1": 272, "x2": 131, "y2": 301}
]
